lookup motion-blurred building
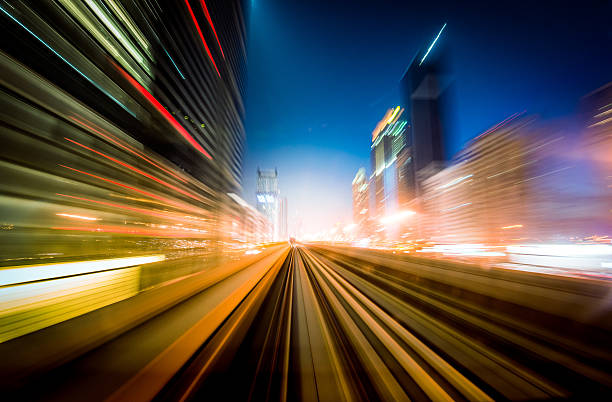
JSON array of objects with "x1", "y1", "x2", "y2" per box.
[
  {"x1": 421, "y1": 116, "x2": 536, "y2": 244},
  {"x1": 0, "y1": 0, "x2": 253, "y2": 342},
  {"x1": 256, "y1": 168, "x2": 280, "y2": 241},
  {"x1": 399, "y1": 23, "x2": 452, "y2": 197},
  {"x1": 370, "y1": 107, "x2": 409, "y2": 218},
  {"x1": 580, "y1": 82, "x2": 612, "y2": 230},
  {"x1": 352, "y1": 167, "x2": 370, "y2": 235}
]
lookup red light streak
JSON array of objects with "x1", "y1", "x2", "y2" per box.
[
  {"x1": 63, "y1": 137, "x2": 203, "y2": 202},
  {"x1": 58, "y1": 164, "x2": 204, "y2": 215},
  {"x1": 199, "y1": 0, "x2": 225, "y2": 59},
  {"x1": 184, "y1": 0, "x2": 221, "y2": 77},
  {"x1": 113, "y1": 65, "x2": 213, "y2": 160},
  {"x1": 69, "y1": 116, "x2": 188, "y2": 183}
]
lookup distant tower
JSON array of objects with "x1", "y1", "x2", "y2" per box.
[
  {"x1": 352, "y1": 168, "x2": 369, "y2": 228},
  {"x1": 256, "y1": 168, "x2": 279, "y2": 240}
]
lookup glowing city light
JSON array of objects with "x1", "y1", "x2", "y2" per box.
[
  {"x1": 56, "y1": 213, "x2": 98, "y2": 221},
  {"x1": 0, "y1": 255, "x2": 165, "y2": 287},
  {"x1": 501, "y1": 224, "x2": 523, "y2": 229},
  {"x1": 380, "y1": 210, "x2": 416, "y2": 225}
]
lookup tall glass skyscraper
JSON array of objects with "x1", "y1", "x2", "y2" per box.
[{"x1": 256, "y1": 168, "x2": 280, "y2": 240}]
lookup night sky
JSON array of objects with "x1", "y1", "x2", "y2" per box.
[{"x1": 242, "y1": 0, "x2": 612, "y2": 234}]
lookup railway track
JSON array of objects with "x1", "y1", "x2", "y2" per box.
[
  {"x1": 6, "y1": 245, "x2": 612, "y2": 401},
  {"x1": 162, "y1": 244, "x2": 612, "y2": 401}
]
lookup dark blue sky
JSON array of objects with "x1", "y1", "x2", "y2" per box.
[{"x1": 242, "y1": 0, "x2": 612, "y2": 234}]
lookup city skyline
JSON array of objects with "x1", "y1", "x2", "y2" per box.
[{"x1": 242, "y1": 0, "x2": 611, "y2": 234}]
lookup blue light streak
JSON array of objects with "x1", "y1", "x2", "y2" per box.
[
  {"x1": 419, "y1": 23, "x2": 447, "y2": 66},
  {"x1": 163, "y1": 48, "x2": 186, "y2": 80},
  {"x1": 0, "y1": 5, "x2": 136, "y2": 117}
]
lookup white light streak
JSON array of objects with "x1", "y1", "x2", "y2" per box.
[
  {"x1": 420, "y1": 23, "x2": 447, "y2": 66},
  {"x1": 56, "y1": 213, "x2": 98, "y2": 221}
]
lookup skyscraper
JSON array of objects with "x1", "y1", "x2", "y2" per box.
[
  {"x1": 400, "y1": 23, "x2": 452, "y2": 197},
  {"x1": 256, "y1": 168, "x2": 280, "y2": 240},
  {"x1": 352, "y1": 168, "x2": 369, "y2": 234},
  {"x1": 370, "y1": 107, "x2": 409, "y2": 218}
]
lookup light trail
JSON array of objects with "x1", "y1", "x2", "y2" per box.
[
  {"x1": 114, "y1": 64, "x2": 213, "y2": 160},
  {"x1": 199, "y1": 0, "x2": 225, "y2": 59},
  {"x1": 63, "y1": 137, "x2": 204, "y2": 201},
  {"x1": 69, "y1": 116, "x2": 189, "y2": 183},
  {"x1": 56, "y1": 213, "x2": 98, "y2": 221},
  {"x1": 0, "y1": 5, "x2": 135, "y2": 117},
  {"x1": 183, "y1": 0, "x2": 221, "y2": 77},
  {"x1": 0, "y1": 255, "x2": 165, "y2": 287}
]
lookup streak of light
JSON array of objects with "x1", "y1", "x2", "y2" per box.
[
  {"x1": 420, "y1": 23, "x2": 446, "y2": 66},
  {"x1": 56, "y1": 213, "x2": 98, "y2": 221},
  {"x1": 63, "y1": 137, "x2": 203, "y2": 201},
  {"x1": 113, "y1": 65, "x2": 213, "y2": 160},
  {"x1": 69, "y1": 116, "x2": 188, "y2": 183},
  {"x1": 441, "y1": 202, "x2": 471, "y2": 213},
  {"x1": 386, "y1": 106, "x2": 400, "y2": 124},
  {"x1": 438, "y1": 174, "x2": 473, "y2": 190},
  {"x1": 55, "y1": 193, "x2": 196, "y2": 221},
  {"x1": 0, "y1": 255, "x2": 165, "y2": 287},
  {"x1": 198, "y1": 0, "x2": 225, "y2": 59},
  {"x1": 244, "y1": 249, "x2": 261, "y2": 255},
  {"x1": 163, "y1": 47, "x2": 186, "y2": 79},
  {"x1": 501, "y1": 224, "x2": 523, "y2": 229},
  {"x1": 51, "y1": 225, "x2": 206, "y2": 237},
  {"x1": 84, "y1": 0, "x2": 146, "y2": 67},
  {"x1": 105, "y1": 0, "x2": 152, "y2": 57},
  {"x1": 59, "y1": 165, "x2": 203, "y2": 215},
  {"x1": 183, "y1": 0, "x2": 221, "y2": 77},
  {"x1": 380, "y1": 210, "x2": 416, "y2": 225},
  {"x1": 0, "y1": 5, "x2": 135, "y2": 117}
]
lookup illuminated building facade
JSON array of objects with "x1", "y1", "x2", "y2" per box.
[
  {"x1": 0, "y1": 0, "x2": 252, "y2": 270},
  {"x1": 352, "y1": 168, "x2": 369, "y2": 234},
  {"x1": 370, "y1": 107, "x2": 409, "y2": 219},
  {"x1": 578, "y1": 82, "x2": 612, "y2": 233},
  {"x1": 399, "y1": 23, "x2": 452, "y2": 197},
  {"x1": 421, "y1": 117, "x2": 535, "y2": 244},
  {"x1": 256, "y1": 168, "x2": 280, "y2": 240}
]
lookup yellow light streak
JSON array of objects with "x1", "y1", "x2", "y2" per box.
[{"x1": 0, "y1": 255, "x2": 165, "y2": 287}]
